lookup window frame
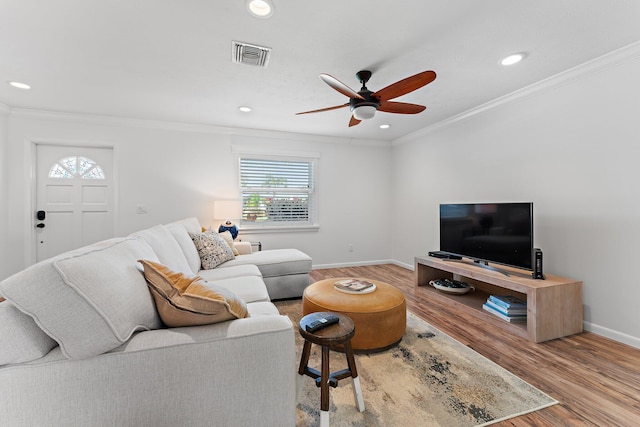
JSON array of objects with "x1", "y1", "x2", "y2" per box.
[{"x1": 237, "y1": 153, "x2": 319, "y2": 233}]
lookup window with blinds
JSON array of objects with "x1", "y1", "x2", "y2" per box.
[{"x1": 239, "y1": 157, "x2": 316, "y2": 226}]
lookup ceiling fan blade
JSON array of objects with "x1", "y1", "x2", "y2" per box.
[
  {"x1": 378, "y1": 100, "x2": 426, "y2": 114},
  {"x1": 320, "y1": 74, "x2": 365, "y2": 100},
  {"x1": 373, "y1": 70, "x2": 436, "y2": 102},
  {"x1": 296, "y1": 103, "x2": 349, "y2": 115},
  {"x1": 348, "y1": 116, "x2": 361, "y2": 127}
]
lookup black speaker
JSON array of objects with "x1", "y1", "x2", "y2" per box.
[{"x1": 532, "y1": 248, "x2": 545, "y2": 280}]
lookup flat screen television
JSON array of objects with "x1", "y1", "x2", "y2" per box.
[{"x1": 439, "y1": 202, "x2": 533, "y2": 271}]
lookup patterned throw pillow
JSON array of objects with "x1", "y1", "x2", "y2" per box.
[
  {"x1": 189, "y1": 230, "x2": 235, "y2": 269},
  {"x1": 138, "y1": 260, "x2": 248, "y2": 327}
]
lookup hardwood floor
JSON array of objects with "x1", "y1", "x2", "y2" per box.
[{"x1": 309, "y1": 264, "x2": 640, "y2": 426}]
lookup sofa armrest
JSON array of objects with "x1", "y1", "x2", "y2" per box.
[
  {"x1": 235, "y1": 241, "x2": 253, "y2": 255},
  {"x1": 0, "y1": 316, "x2": 297, "y2": 427}
]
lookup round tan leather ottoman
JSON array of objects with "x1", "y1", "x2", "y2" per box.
[{"x1": 302, "y1": 278, "x2": 406, "y2": 353}]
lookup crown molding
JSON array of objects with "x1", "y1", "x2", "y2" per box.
[
  {"x1": 393, "y1": 40, "x2": 640, "y2": 146},
  {"x1": 7, "y1": 107, "x2": 390, "y2": 148}
]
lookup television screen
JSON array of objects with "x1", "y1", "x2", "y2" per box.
[{"x1": 439, "y1": 202, "x2": 533, "y2": 270}]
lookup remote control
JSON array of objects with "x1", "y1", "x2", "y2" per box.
[{"x1": 305, "y1": 314, "x2": 339, "y2": 333}]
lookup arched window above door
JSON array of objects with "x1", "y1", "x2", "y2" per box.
[{"x1": 48, "y1": 156, "x2": 105, "y2": 179}]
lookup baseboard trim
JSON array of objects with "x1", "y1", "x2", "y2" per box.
[
  {"x1": 583, "y1": 321, "x2": 640, "y2": 350},
  {"x1": 312, "y1": 259, "x2": 416, "y2": 271},
  {"x1": 392, "y1": 260, "x2": 414, "y2": 271},
  {"x1": 312, "y1": 259, "x2": 396, "y2": 270}
]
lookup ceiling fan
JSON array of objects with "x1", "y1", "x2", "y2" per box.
[{"x1": 296, "y1": 69, "x2": 436, "y2": 127}]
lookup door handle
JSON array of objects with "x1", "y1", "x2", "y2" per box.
[{"x1": 36, "y1": 223, "x2": 45, "y2": 228}]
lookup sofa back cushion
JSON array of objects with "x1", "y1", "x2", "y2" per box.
[
  {"x1": 174, "y1": 217, "x2": 202, "y2": 234},
  {"x1": 0, "y1": 300, "x2": 58, "y2": 366},
  {"x1": 131, "y1": 225, "x2": 191, "y2": 274},
  {"x1": 166, "y1": 222, "x2": 202, "y2": 274},
  {"x1": 139, "y1": 260, "x2": 248, "y2": 327},
  {"x1": 0, "y1": 237, "x2": 162, "y2": 359}
]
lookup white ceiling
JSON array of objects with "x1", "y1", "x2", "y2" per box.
[{"x1": 1, "y1": 1, "x2": 640, "y2": 142}]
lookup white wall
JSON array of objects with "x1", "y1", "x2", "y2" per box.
[
  {"x1": 391, "y1": 45, "x2": 640, "y2": 348},
  {"x1": 4, "y1": 47, "x2": 639, "y2": 350},
  {"x1": 2, "y1": 113, "x2": 392, "y2": 278},
  {"x1": 0, "y1": 104, "x2": 8, "y2": 281}
]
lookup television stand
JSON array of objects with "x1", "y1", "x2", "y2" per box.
[
  {"x1": 443, "y1": 258, "x2": 513, "y2": 277},
  {"x1": 415, "y1": 255, "x2": 583, "y2": 343}
]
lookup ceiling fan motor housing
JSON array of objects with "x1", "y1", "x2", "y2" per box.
[{"x1": 349, "y1": 90, "x2": 380, "y2": 112}]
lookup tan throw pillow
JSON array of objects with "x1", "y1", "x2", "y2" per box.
[
  {"x1": 139, "y1": 260, "x2": 248, "y2": 327},
  {"x1": 189, "y1": 230, "x2": 235, "y2": 269},
  {"x1": 217, "y1": 230, "x2": 240, "y2": 256}
]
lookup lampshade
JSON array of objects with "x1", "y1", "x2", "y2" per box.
[
  {"x1": 214, "y1": 200, "x2": 242, "y2": 223},
  {"x1": 352, "y1": 105, "x2": 377, "y2": 120}
]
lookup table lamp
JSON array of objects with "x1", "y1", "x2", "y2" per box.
[{"x1": 214, "y1": 200, "x2": 242, "y2": 239}]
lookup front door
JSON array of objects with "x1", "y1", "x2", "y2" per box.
[{"x1": 35, "y1": 144, "x2": 115, "y2": 261}]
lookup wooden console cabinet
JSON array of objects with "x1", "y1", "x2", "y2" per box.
[{"x1": 414, "y1": 256, "x2": 583, "y2": 343}]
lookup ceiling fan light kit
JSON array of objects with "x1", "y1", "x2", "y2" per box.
[
  {"x1": 352, "y1": 105, "x2": 377, "y2": 120},
  {"x1": 297, "y1": 69, "x2": 437, "y2": 127}
]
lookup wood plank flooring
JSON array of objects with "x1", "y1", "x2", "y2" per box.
[{"x1": 309, "y1": 264, "x2": 640, "y2": 426}]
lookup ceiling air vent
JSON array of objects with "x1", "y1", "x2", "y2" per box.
[{"x1": 232, "y1": 41, "x2": 271, "y2": 68}]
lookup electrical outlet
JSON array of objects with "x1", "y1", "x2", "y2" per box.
[
  {"x1": 136, "y1": 205, "x2": 148, "y2": 215},
  {"x1": 348, "y1": 243, "x2": 353, "y2": 252}
]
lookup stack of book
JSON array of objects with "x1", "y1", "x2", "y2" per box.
[{"x1": 482, "y1": 294, "x2": 527, "y2": 323}]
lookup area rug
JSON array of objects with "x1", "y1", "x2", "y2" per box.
[{"x1": 275, "y1": 299, "x2": 557, "y2": 427}]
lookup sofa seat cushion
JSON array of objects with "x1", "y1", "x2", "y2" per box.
[
  {"x1": 208, "y1": 276, "x2": 271, "y2": 304},
  {"x1": 218, "y1": 249, "x2": 312, "y2": 278},
  {"x1": 197, "y1": 264, "x2": 261, "y2": 282},
  {"x1": 0, "y1": 237, "x2": 162, "y2": 360},
  {"x1": 139, "y1": 260, "x2": 248, "y2": 327},
  {"x1": 246, "y1": 301, "x2": 281, "y2": 317},
  {"x1": 0, "y1": 300, "x2": 58, "y2": 366}
]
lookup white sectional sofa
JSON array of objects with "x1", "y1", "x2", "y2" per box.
[{"x1": 0, "y1": 218, "x2": 312, "y2": 427}]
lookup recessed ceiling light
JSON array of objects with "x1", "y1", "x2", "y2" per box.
[
  {"x1": 8, "y1": 81, "x2": 31, "y2": 90},
  {"x1": 500, "y1": 53, "x2": 526, "y2": 66},
  {"x1": 238, "y1": 106, "x2": 252, "y2": 112},
  {"x1": 379, "y1": 124, "x2": 390, "y2": 129},
  {"x1": 246, "y1": 0, "x2": 274, "y2": 19}
]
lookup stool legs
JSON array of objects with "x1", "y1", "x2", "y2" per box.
[
  {"x1": 298, "y1": 340, "x2": 365, "y2": 425},
  {"x1": 320, "y1": 345, "x2": 330, "y2": 427},
  {"x1": 344, "y1": 340, "x2": 365, "y2": 412}
]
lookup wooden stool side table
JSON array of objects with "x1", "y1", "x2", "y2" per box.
[{"x1": 297, "y1": 312, "x2": 365, "y2": 427}]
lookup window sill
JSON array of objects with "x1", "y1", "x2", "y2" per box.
[{"x1": 238, "y1": 224, "x2": 320, "y2": 234}]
